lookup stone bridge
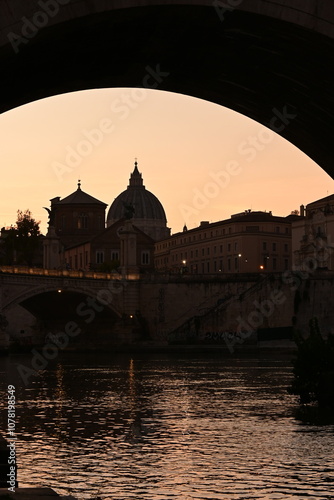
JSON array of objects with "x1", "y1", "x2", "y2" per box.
[
  {"x1": 1, "y1": 1, "x2": 334, "y2": 176},
  {"x1": 0, "y1": 267, "x2": 261, "y2": 346},
  {"x1": 1, "y1": 267, "x2": 333, "y2": 348}
]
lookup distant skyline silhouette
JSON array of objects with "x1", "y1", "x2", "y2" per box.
[{"x1": 1, "y1": 89, "x2": 333, "y2": 235}]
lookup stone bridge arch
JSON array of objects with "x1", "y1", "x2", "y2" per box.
[
  {"x1": 2, "y1": 281, "x2": 123, "y2": 319},
  {"x1": 0, "y1": 273, "x2": 134, "y2": 347},
  {"x1": 0, "y1": 1, "x2": 334, "y2": 176}
]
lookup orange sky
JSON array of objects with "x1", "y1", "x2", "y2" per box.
[{"x1": 0, "y1": 88, "x2": 333, "y2": 235}]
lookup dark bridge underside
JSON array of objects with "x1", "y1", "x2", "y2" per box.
[
  {"x1": 1, "y1": 5, "x2": 333, "y2": 176},
  {"x1": 20, "y1": 290, "x2": 118, "y2": 324}
]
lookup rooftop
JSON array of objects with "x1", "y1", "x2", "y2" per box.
[{"x1": 52, "y1": 181, "x2": 107, "y2": 206}]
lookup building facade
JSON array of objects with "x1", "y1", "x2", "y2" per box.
[
  {"x1": 155, "y1": 210, "x2": 296, "y2": 274},
  {"x1": 64, "y1": 218, "x2": 155, "y2": 273},
  {"x1": 44, "y1": 162, "x2": 169, "y2": 270},
  {"x1": 292, "y1": 194, "x2": 334, "y2": 270},
  {"x1": 51, "y1": 181, "x2": 107, "y2": 248}
]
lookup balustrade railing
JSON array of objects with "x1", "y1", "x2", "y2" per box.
[{"x1": 0, "y1": 265, "x2": 116, "y2": 280}]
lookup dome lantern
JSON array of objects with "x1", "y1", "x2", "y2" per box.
[{"x1": 129, "y1": 160, "x2": 144, "y2": 188}]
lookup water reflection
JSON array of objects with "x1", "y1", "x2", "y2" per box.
[{"x1": 0, "y1": 352, "x2": 333, "y2": 499}]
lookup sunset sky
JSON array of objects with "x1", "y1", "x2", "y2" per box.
[{"x1": 0, "y1": 88, "x2": 333, "y2": 235}]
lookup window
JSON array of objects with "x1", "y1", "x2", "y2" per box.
[
  {"x1": 263, "y1": 242, "x2": 267, "y2": 251},
  {"x1": 96, "y1": 251, "x2": 104, "y2": 264},
  {"x1": 74, "y1": 255, "x2": 78, "y2": 269},
  {"x1": 79, "y1": 253, "x2": 83, "y2": 268},
  {"x1": 234, "y1": 242, "x2": 238, "y2": 251},
  {"x1": 141, "y1": 251, "x2": 150, "y2": 265},
  {"x1": 202, "y1": 248, "x2": 205, "y2": 256},
  {"x1": 276, "y1": 226, "x2": 280, "y2": 233},
  {"x1": 214, "y1": 246, "x2": 217, "y2": 254},
  {"x1": 285, "y1": 227, "x2": 289, "y2": 234},
  {"x1": 235, "y1": 257, "x2": 238, "y2": 270},
  {"x1": 214, "y1": 261, "x2": 217, "y2": 272},
  {"x1": 220, "y1": 245, "x2": 223, "y2": 253},
  {"x1": 78, "y1": 213, "x2": 88, "y2": 229},
  {"x1": 207, "y1": 247, "x2": 210, "y2": 255},
  {"x1": 111, "y1": 250, "x2": 119, "y2": 261},
  {"x1": 272, "y1": 242, "x2": 276, "y2": 251},
  {"x1": 227, "y1": 258, "x2": 231, "y2": 271},
  {"x1": 284, "y1": 244, "x2": 288, "y2": 253},
  {"x1": 228, "y1": 243, "x2": 231, "y2": 252},
  {"x1": 284, "y1": 259, "x2": 289, "y2": 270},
  {"x1": 195, "y1": 249, "x2": 198, "y2": 258},
  {"x1": 228, "y1": 227, "x2": 231, "y2": 234},
  {"x1": 190, "y1": 250, "x2": 193, "y2": 258},
  {"x1": 207, "y1": 262, "x2": 210, "y2": 273},
  {"x1": 273, "y1": 257, "x2": 277, "y2": 270},
  {"x1": 219, "y1": 260, "x2": 223, "y2": 271},
  {"x1": 85, "y1": 251, "x2": 88, "y2": 265}
]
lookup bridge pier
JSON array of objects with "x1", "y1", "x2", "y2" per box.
[{"x1": 42, "y1": 226, "x2": 62, "y2": 270}]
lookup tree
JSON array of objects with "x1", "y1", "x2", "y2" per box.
[
  {"x1": 16, "y1": 209, "x2": 40, "y2": 238},
  {"x1": 1, "y1": 210, "x2": 42, "y2": 266}
]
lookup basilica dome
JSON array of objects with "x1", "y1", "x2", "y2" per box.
[{"x1": 107, "y1": 162, "x2": 170, "y2": 241}]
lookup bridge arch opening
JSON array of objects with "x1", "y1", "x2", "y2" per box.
[
  {"x1": 4, "y1": 287, "x2": 123, "y2": 347},
  {"x1": 1, "y1": 86, "x2": 333, "y2": 236},
  {"x1": 1, "y1": 2, "x2": 334, "y2": 173}
]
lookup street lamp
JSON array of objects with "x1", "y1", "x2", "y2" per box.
[{"x1": 181, "y1": 259, "x2": 187, "y2": 274}]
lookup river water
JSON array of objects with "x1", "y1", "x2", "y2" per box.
[{"x1": 1, "y1": 351, "x2": 334, "y2": 500}]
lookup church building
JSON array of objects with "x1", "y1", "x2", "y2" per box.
[
  {"x1": 107, "y1": 161, "x2": 170, "y2": 241},
  {"x1": 50, "y1": 180, "x2": 107, "y2": 248},
  {"x1": 43, "y1": 161, "x2": 170, "y2": 272}
]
